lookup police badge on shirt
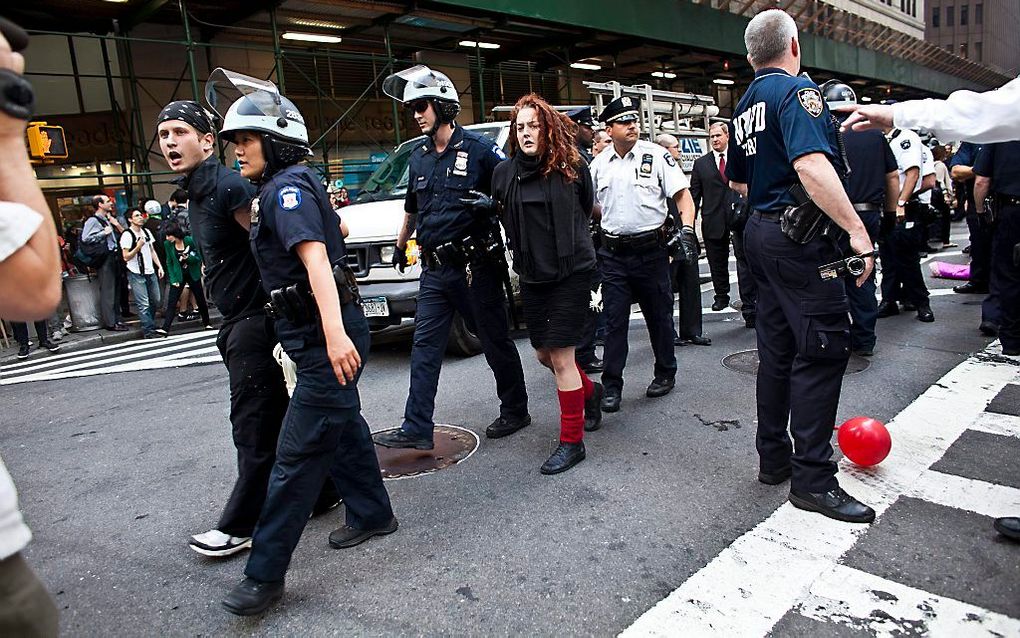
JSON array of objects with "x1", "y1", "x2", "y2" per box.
[
  {"x1": 250, "y1": 195, "x2": 261, "y2": 225},
  {"x1": 797, "y1": 88, "x2": 824, "y2": 118}
]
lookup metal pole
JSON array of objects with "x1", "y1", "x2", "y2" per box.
[
  {"x1": 66, "y1": 36, "x2": 85, "y2": 114},
  {"x1": 178, "y1": 0, "x2": 200, "y2": 100},
  {"x1": 121, "y1": 28, "x2": 153, "y2": 196},
  {"x1": 384, "y1": 26, "x2": 401, "y2": 144},
  {"x1": 312, "y1": 52, "x2": 329, "y2": 168},
  {"x1": 100, "y1": 37, "x2": 132, "y2": 202},
  {"x1": 270, "y1": 8, "x2": 286, "y2": 92},
  {"x1": 475, "y1": 43, "x2": 485, "y2": 121}
]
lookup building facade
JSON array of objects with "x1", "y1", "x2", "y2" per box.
[{"x1": 925, "y1": 0, "x2": 1020, "y2": 75}]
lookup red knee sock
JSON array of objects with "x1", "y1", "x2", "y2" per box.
[
  {"x1": 574, "y1": 361, "x2": 594, "y2": 400},
  {"x1": 558, "y1": 388, "x2": 585, "y2": 444}
]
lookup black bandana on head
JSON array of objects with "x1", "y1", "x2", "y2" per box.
[{"x1": 157, "y1": 100, "x2": 216, "y2": 135}]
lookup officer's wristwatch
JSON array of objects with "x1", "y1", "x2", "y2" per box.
[{"x1": 0, "y1": 69, "x2": 34, "y2": 120}]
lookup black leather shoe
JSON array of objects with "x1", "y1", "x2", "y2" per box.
[
  {"x1": 222, "y1": 577, "x2": 284, "y2": 616},
  {"x1": 789, "y1": 487, "x2": 875, "y2": 523},
  {"x1": 953, "y1": 281, "x2": 988, "y2": 294},
  {"x1": 485, "y1": 414, "x2": 532, "y2": 439},
  {"x1": 674, "y1": 335, "x2": 686, "y2": 346},
  {"x1": 853, "y1": 348, "x2": 874, "y2": 357},
  {"x1": 876, "y1": 301, "x2": 899, "y2": 318},
  {"x1": 584, "y1": 382, "x2": 604, "y2": 431},
  {"x1": 900, "y1": 301, "x2": 917, "y2": 312},
  {"x1": 329, "y1": 517, "x2": 399, "y2": 549},
  {"x1": 578, "y1": 357, "x2": 604, "y2": 374},
  {"x1": 994, "y1": 517, "x2": 1020, "y2": 541},
  {"x1": 758, "y1": 466, "x2": 792, "y2": 485},
  {"x1": 601, "y1": 391, "x2": 621, "y2": 413},
  {"x1": 372, "y1": 429, "x2": 434, "y2": 450},
  {"x1": 681, "y1": 335, "x2": 712, "y2": 346},
  {"x1": 540, "y1": 441, "x2": 585, "y2": 474},
  {"x1": 646, "y1": 377, "x2": 675, "y2": 398},
  {"x1": 711, "y1": 296, "x2": 730, "y2": 312},
  {"x1": 979, "y1": 321, "x2": 1000, "y2": 337},
  {"x1": 916, "y1": 304, "x2": 935, "y2": 323}
]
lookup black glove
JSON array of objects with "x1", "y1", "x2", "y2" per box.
[
  {"x1": 679, "y1": 225, "x2": 700, "y2": 264},
  {"x1": 459, "y1": 190, "x2": 495, "y2": 216},
  {"x1": 392, "y1": 245, "x2": 408, "y2": 273}
]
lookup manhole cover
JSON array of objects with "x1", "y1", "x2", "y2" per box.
[
  {"x1": 722, "y1": 349, "x2": 871, "y2": 376},
  {"x1": 375, "y1": 424, "x2": 479, "y2": 480}
]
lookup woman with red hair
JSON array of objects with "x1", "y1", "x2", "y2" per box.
[{"x1": 491, "y1": 94, "x2": 602, "y2": 474}]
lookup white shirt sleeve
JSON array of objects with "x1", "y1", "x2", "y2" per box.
[
  {"x1": 119, "y1": 231, "x2": 133, "y2": 252},
  {"x1": 659, "y1": 150, "x2": 690, "y2": 200},
  {"x1": 893, "y1": 75, "x2": 1020, "y2": 144},
  {"x1": 0, "y1": 202, "x2": 44, "y2": 264}
]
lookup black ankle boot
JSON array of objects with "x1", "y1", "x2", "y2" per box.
[{"x1": 540, "y1": 441, "x2": 585, "y2": 475}]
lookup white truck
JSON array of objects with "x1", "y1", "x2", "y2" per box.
[{"x1": 341, "y1": 82, "x2": 718, "y2": 356}]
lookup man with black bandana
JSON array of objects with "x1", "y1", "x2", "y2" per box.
[{"x1": 156, "y1": 99, "x2": 339, "y2": 559}]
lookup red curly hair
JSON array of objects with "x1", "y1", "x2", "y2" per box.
[{"x1": 507, "y1": 93, "x2": 580, "y2": 182}]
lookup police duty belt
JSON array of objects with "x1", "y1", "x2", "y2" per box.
[{"x1": 265, "y1": 263, "x2": 361, "y2": 325}]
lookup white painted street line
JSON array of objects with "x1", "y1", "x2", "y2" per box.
[
  {"x1": 798, "y1": 564, "x2": 1020, "y2": 637},
  {"x1": 907, "y1": 470, "x2": 1020, "y2": 520},
  {"x1": 0, "y1": 330, "x2": 216, "y2": 373},
  {"x1": 1, "y1": 352, "x2": 223, "y2": 385},
  {"x1": 969, "y1": 409, "x2": 1020, "y2": 440},
  {"x1": 621, "y1": 342, "x2": 1020, "y2": 637}
]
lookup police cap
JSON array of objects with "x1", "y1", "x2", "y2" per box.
[
  {"x1": 600, "y1": 96, "x2": 640, "y2": 125},
  {"x1": 566, "y1": 106, "x2": 596, "y2": 127}
]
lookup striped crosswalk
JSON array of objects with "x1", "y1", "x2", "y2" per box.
[{"x1": 0, "y1": 330, "x2": 221, "y2": 385}]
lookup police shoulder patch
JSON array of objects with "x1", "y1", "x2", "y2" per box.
[
  {"x1": 663, "y1": 152, "x2": 677, "y2": 168},
  {"x1": 278, "y1": 185, "x2": 302, "y2": 211},
  {"x1": 492, "y1": 144, "x2": 507, "y2": 160},
  {"x1": 900, "y1": 138, "x2": 912, "y2": 150},
  {"x1": 797, "y1": 87, "x2": 824, "y2": 118}
]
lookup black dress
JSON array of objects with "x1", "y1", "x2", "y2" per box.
[{"x1": 492, "y1": 154, "x2": 595, "y2": 349}]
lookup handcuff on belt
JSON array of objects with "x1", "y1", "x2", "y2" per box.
[{"x1": 818, "y1": 251, "x2": 875, "y2": 281}]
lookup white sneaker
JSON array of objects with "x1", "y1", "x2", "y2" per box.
[{"x1": 189, "y1": 529, "x2": 252, "y2": 557}]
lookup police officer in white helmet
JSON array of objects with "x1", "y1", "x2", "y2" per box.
[{"x1": 373, "y1": 65, "x2": 531, "y2": 450}]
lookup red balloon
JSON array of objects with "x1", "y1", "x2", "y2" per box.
[{"x1": 837, "y1": 416, "x2": 891, "y2": 467}]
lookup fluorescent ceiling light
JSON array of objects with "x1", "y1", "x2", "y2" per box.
[
  {"x1": 570, "y1": 62, "x2": 602, "y2": 71},
  {"x1": 713, "y1": 78, "x2": 735, "y2": 86},
  {"x1": 290, "y1": 19, "x2": 345, "y2": 31},
  {"x1": 861, "y1": 96, "x2": 873, "y2": 102},
  {"x1": 102, "y1": 0, "x2": 130, "y2": 3},
  {"x1": 459, "y1": 40, "x2": 500, "y2": 49},
  {"x1": 282, "y1": 32, "x2": 342, "y2": 44},
  {"x1": 651, "y1": 71, "x2": 677, "y2": 79}
]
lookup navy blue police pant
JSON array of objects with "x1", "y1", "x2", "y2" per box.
[
  {"x1": 215, "y1": 313, "x2": 338, "y2": 538},
  {"x1": 575, "y1": 258, "x2": 603, "y2": 363},
  {"x1": 671, "y1": 255, "x2": 703, "y2": 339},
  {"x1": 991, "y1": 203, "x2": 1020, "y2": 352},
  {"x1": 732, "y1": 228, "x2": 757, "y2": 322},
  {"x1": 879, "y1": 210, "x2": 929, "y2": 306},
  {"x1": 401, "y1": 259, "x2": 528, "y2": 439},
  {"x1": 744, "y1": 212, "x2": 851, "y2": 494},
  {"x1": 244, "y1": 303, "x2": 393, "y2": 584},
  {"x1": 598, "y1": 245, "x2": 677, "y2": 395},
  {"x1": 844, "y1": 210, "x2": 881, "y2": 352}
]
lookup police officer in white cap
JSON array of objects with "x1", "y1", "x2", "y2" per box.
[{"x1": 590, "y1": 96, "x2": 697, "y2": 413}]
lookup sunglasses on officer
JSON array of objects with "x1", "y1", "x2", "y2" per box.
[{"x1": 406, "y1": 100, "x2": 430, "y2": 114}]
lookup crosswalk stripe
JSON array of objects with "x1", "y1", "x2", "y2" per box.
[
  {"x1": 1, "y1": 330, "x2": 216, "y2": 373},
  {"x1": 907, "y1": 469, "x2": 1020, "y2": 520},
  {"x1": 969, "y1": 410, "x2": 1020, "y2": 440},
  {"x1": 620, "y1": 342, "x2": 1020, "y2": 636},
  {"x1": 2, "y1": 352, "x2": 223, "y2": 385},
  {"x1": 798, "y1": 564, "x2": 1020, "y2": 636}
]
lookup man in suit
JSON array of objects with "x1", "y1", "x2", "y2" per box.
[{"x1": 690, "y1": 122, "x2": 735, "y2": 312}]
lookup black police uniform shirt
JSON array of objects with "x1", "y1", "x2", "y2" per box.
[
  {"x1": 842, "y1": 128, "x2": 898, "y2": 207},
  {"x1": 725, "y1": 68, "x2": 843, "y2": 212},
  {"x1": 950, "y1": 142, "x2": 982, "y2": 209},
  {"x1": 179, "y1": 154, "x2": 265, "y2": 322},
  {"x1": 403, "y1": 124, "x2": 506, "y2": 250},
  {"x1": 249, "y1": 163, "x2": 348, "y2": 295},
  {"x1": 974, "y1": 141, "x2": 1020, "y2": 198}
]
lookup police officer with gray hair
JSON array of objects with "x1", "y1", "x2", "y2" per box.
[{"x1": 727, "y1": 9, "x2": 875, "y2": 523}]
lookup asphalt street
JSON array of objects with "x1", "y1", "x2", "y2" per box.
[{"x1": 1, "y1": 230, "x2": 1015, "y2": 637}]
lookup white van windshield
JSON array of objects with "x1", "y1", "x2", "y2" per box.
[{"x1": 357, "y1": 124, "x2": 504, "y2": 202}]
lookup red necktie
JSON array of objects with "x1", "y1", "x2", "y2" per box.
[{"x1": 718, "y1": 154, "x2": 726, "y2": 181}]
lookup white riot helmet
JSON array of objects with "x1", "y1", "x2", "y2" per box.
[
  {"x1": 382, "y1": 65, "x2": 460, "y2": 124},
  {"x1": 205, "y1": 68, "x2": 311, "y2": 178}
]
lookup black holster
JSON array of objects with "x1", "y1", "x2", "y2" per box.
[
  {"x1": 780, "y1": 183, "x2": 844, "y2": 245},
  {"x1": 264, "y1": 263, "x2": 361, "y2": 325}
]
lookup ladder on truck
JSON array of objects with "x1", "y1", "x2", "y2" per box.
[{"x1": 583, "y1": 81, "x2": 720, "y2": 142}]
